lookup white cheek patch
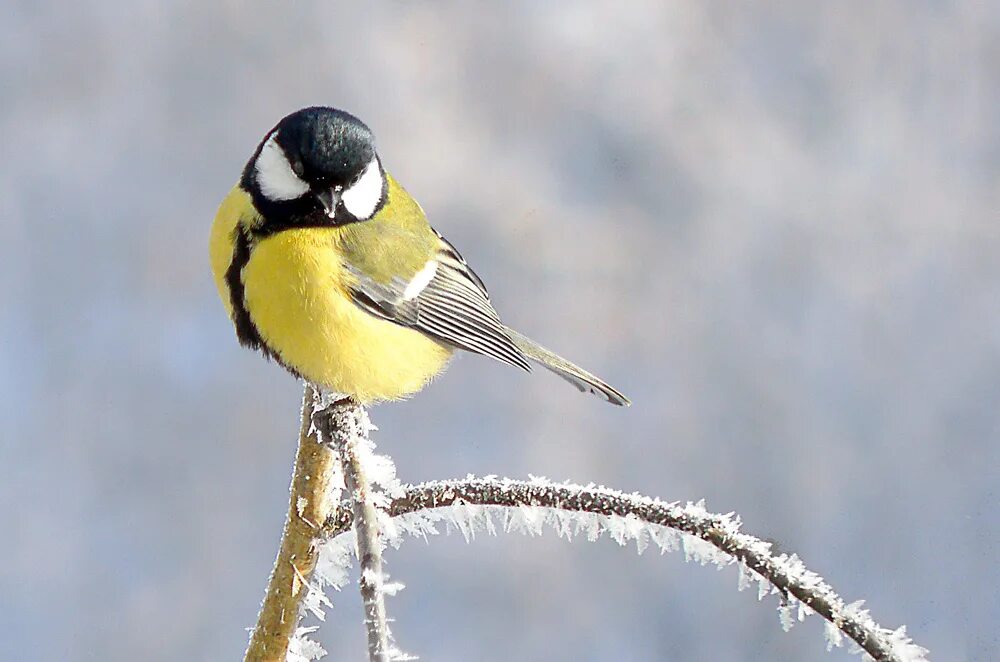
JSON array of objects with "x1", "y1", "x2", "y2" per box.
[
  {"x1": 254, "y1": 132, "x2": 310, "y2": 201},
  {"x1": 342, "y1": 157, "x2": 384, "y2": 220},
  {"x1": 403, "y1": 260, "x2": 438, "y2": 300}
]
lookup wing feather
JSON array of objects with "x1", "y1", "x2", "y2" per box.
[{"x1": 346, "y1": 231, "x2": 531, "y2": 372}]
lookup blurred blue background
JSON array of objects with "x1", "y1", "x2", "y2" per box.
[{"x1": 2, "y1": 2, "x2": 997, "y2": 660}]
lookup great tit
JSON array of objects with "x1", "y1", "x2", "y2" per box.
[{"x1": 209, "y1": 107, "x2": 630, "y2": 406}]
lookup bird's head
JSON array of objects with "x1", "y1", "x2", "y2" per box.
[{"x1": 242, "y1": 107, "x2": 387, "y2": 229}]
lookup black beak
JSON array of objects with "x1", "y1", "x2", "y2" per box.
[{"x1": 315, "y1": 187, "x2": 342, "y2": 218}]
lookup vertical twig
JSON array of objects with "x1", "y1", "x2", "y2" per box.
[
  {"x1": 245, "y1": 385, "x2": 340, "y2": 662},
  {"x1": 316, "y1": 397, "x2": 391, "y2": 662}
]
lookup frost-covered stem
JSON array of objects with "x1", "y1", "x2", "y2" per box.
[
  {"x1": 318, "y1": 398, "x2": 390, "y2": 662},
  {"x1": 324, "y1": 478, "x2": 924, "y2": 662},
  {"x1": 245, "y1": 386, "x2": 340, "y2": 662}
]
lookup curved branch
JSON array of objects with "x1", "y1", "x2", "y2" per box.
[{"x1": 323, "y1": 478, "x2": 929, "y2": 662}]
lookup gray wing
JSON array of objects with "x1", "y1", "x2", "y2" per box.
[{"x1": 345, "y1": 230, "x2": 532, "y2": 372}]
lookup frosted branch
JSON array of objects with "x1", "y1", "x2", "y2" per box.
[
  {"x1": 314, "y1": 399, "x2": 391, "y2": 662},
  {"x1": 323, "y1": 477, "x2": 929, "y2": 662},
  {"x1": 245, "y1": 398, "x2": 926, "y2": 661}
]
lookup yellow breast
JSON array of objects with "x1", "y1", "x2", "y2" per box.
[{"x1": 209, "y1": 186, "x2": 452, "y2": 402}]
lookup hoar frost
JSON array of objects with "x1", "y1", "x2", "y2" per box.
[{"x1": 291, "y1": 461, "x2": 929, "y2": 662}]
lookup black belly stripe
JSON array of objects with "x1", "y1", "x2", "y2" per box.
[
  {"x1": 225, "y1": 227, "x2": 263, "y2": 351},
  {"x1": 225, "y1": 228, "x2": 306, "y2": 378}
]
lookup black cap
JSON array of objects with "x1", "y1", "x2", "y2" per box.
[{"x1": 271, "y1": 106, "x2": 376, "y2": 188}]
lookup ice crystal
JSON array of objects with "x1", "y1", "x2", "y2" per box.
[
  {"x1": 301, "y1": 578, "x2": 333, "y2": 621},
  {"x1": 286, "y1": 626, "x2": 327, "y2": 662},
  {"x1": 387, "y1": 645, "x2": 419, "y2": 661},
  {"x1": 825, "y1": 621, "x2": 845, "y2": 651},
  {"x1": 314, "y1": 534, "x2": 355, "y2": 593},
  {"x1": 778, "y1": 603, "x2": 795, "y2": 632},
  {"x1": 737, "y1": 562, "x2": 753, "y2": 592},
  {"x1": 381, "y1": 579, "x2": 405, "y2": 597}
]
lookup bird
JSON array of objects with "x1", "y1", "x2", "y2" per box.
[{"x1": 209, "y1": 106, "x2": 630, "y2": 407}]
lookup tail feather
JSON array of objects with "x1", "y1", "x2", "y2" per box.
[{"x1": 505, "y1": 328, "x2": 631, "y2": 407}]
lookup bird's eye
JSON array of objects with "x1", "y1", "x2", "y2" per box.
[{"x1": 291, "y1": 160, "x2": 305, "y2": 177}]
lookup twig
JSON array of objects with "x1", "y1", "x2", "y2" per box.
[
  {"x1": 244, "y1": 386, "x2": 341, "y2": 662},
  {"x1": 316, "y1": 398, "x2": 390, "y2": 662},
  {"x1": 323, "y1": 477, "x2": 929, "y2": 662}
]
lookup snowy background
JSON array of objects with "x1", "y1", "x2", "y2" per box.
[{"x1": 2, "y1": 2, "x2": 998, "y2": 660}]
